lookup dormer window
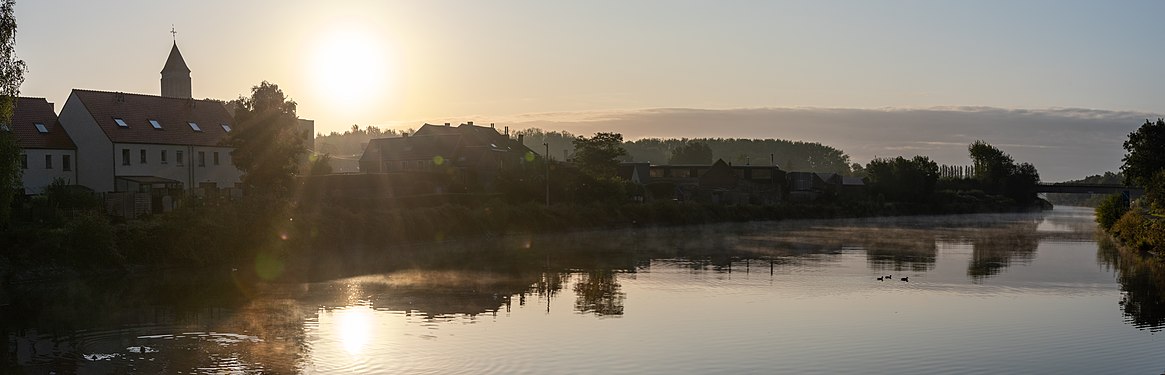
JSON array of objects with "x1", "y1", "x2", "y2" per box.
[
  {"x1": 34, "y1": 123, "x2": 48, "y2": 133},
  {"x1": 189, "y1": 122, "x2": 202, "y2": 132},
  {"x1": 149, "y1": 119, "x2": 162, "y2": 129},
  {"x1": 114, "y1": 118, "x2": 128, "y2": 127},
  {"x1": 221, "y1": 124, "x2": 232, "y2": 132}
]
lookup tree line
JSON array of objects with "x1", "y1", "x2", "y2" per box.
[{"x1": 1096, "y1": 119, "x2": 1165, "y2": 253}]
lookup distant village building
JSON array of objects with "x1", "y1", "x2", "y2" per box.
[
  {"x1": 6, "y1": 97, "x2": 77, "y2": 194},
  {"x1": 637, "y1": 159, "x2": 786, "y2": 204},
  {"x1": 786, "y1": 172, "x2": 843, "y2": 201},
  {"x1": 359, "y1": 122, "x2": 536, "y2": 189}
]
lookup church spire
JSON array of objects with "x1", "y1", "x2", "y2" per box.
[{"x1": 161, "y1": 37, "x2": 192, "y2": 98}]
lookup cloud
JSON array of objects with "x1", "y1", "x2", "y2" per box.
[{"x1": 500, "y1": 106, "x2": 1158, "y2": 182}]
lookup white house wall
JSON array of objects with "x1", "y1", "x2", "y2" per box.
[
  {"x1": 192, "y1": 146, "x2": 242, "y2": 189},
  {"x1": 113, "y1": 143, "x2": 242, "y2": 190},
  {"x1": 19, "y1": 149, "x2": 78, "y2": 194},
  {"x1": 57, "y1": 93, "x2": 115, "y2": 192}
]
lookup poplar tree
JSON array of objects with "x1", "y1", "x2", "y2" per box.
[{"x1": 0, "y1": 0, "x2": 26, "y2": 226}]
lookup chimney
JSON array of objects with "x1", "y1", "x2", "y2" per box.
[
  {"x1": 467, "y1": 121, "x2": 474, "y2": 126},
  {"x1": 518, "y1": 134, "x2": 524, "y2": 144},
  {"x1": 402, "y1": 133, "x2": 408, "y2": 138},
  {"x1": 490, "y1": 123, "x2": 495, "y2": 129},
  {"x1": 504, "y1": 126, "x2": 509, "y2": 136},
  {"x1": 444, "y1": 122, "x2": 450, "y2": 127}
]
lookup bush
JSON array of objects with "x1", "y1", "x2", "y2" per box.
[
  {"x1": 1096, "y1": 194, "x2": 1129, "y2": 230},
  {"x1": 63, "y1": 212, "x2": 124, "y2": 270}
]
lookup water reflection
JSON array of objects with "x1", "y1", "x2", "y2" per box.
[
  {"x1": 6, "y1": 208, "x2": 1165, "y2": 373},
  {"x1": 1098, "y1": 237, "x2": 1165, "y2": 332},
  {"x1": 573, "y1": 270, "x2": 625, "y2": 316},
  {"x1": 0, "y1": 273, "x2": 310, "y2": 373}
]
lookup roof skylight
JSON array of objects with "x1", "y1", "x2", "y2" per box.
[
  {"x1": 189, "y1": 122, "x2": 202, "y2": 132},
  {"x1": 114, "y1": 118, "x2": 128, "y2": 128},
  {"x1": 34, "y1": 123, "x2": 48, "y2": 133},
  {"x1": 149, "y1": 119, "x2": 162, "y2": 129},
  {"x1": 221, "y1": 124, "x2": 232, "y2": 132}
]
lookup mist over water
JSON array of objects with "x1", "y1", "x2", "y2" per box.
[{"x1": 3, "y1": 207, "x2": 1164, "y2": 374}]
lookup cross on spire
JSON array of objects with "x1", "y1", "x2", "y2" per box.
[{"x1": 170, "y1": 25, "x2": 177, "y2": 42}]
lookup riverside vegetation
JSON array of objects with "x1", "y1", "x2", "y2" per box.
[
  {"x1": 1095, "y1": 119, "x2": 1165, "y2": 256},
  {"x1": 1, "y1": 117, "x2": 1051, "y2": 282}
]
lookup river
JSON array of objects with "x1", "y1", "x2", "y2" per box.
[{"x1": 3, "y1": 206, "x2": 1164, "y2": 374}]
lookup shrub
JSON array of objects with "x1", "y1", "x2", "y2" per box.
[{"x1": 1096, "y1": 194, "x2": 1129, "y2": 230}]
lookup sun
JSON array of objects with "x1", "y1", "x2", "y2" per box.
[{"x1": 310, "y1": 28, "x2": 392, "y2": 111}]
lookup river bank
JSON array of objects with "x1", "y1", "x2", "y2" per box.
[{"x1": 1, "y1": 191, "x2": 1050, "y2": 284}]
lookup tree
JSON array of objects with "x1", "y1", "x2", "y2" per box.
[
  {"x1": 572, "y1": 132, "x2": 627, "y2": 178},
  {"x1": 864, "y1": 156, "x2": 939, "y2": 202},
  {"x1": 226, "y1": 81, "x2": 305, "y2": 198},
  {"x1": 0, "y1": 0, "x2": 25, "y2": 226},
  {"x1": 1121, "y1": 119, "x2": 1165, "y2": 188},
  {"x1": 968, "y1": 141, "x2": 1014, "y2": 190},
  {"x1": 309, "y1": 153, "x2": 333, "y2": 175},
  {"x1": 967, "y1": 141, "x2": 1041, "y2": 204},
  {"x1": 668, "y1": 141, "x2": 713, "y2": 164}
]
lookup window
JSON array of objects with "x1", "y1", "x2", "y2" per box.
[
  {"x1": 34, "y1": 123, "x2": 48, "y2": 133},
  {"x1": 0, "y1": 124, "x2": 9, "y2": 132},
  {"x1": 149, "y1": 119, "x2": 162, "y2": 129},
  {"x1": 161, "y1": 150, "x2": 168, "y2": 164},
  {"x1": 45, "y1": 154, "x2": 53, "y2": 169},
  {"x1": 221, "y1": 124, "x2": 232, "y2": 132},
  {"x1": 20, "y1": 154, "x2": 26, "y2": 169},
  {"x1": 140, "y1": 149, "x2": 147, "y2": 164},
  {"x1": 114, "y1": 118, "x2": 128, "y2": 127},
  {"x1": 63, "y1": 155, "x2": 72, "y2": 171},
  {"x1": 121, "y1": 149, "x2": 130, "y2": 166},
  {"x1": 213, "y1": 152, "x2": 220, "y2": 166},
  {"x1": 189, "y1": 122, "x2": 202, "y2": 132},
  {"x1": 198, "y1": 151, "x2": 206, "y2": 167},
  {"x1": 176, "y1": 150, "x2": 184, "y2": 166}
]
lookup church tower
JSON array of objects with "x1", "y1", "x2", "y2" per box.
[{"x1": 160, "y1": 42, "x2": 192, "y2": 99}]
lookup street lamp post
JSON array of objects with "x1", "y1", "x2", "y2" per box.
[{"x1": 544, "y1": 143, "x2": 550, "y2": 207}]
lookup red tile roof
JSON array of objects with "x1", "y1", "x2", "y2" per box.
[
  {"x1": 72, "y1": 89, "x2": 233, "y2": 146},
  {"x1": 7, "y1": 97, "x2": 75, "y2": 150}
]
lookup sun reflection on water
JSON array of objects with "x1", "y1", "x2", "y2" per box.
[{"x1": 335, "y1": 304, "x2": 375, "y2": 356}]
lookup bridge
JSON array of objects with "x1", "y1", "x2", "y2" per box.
[{"x1": 1035, "y1": 183, "x2": 1143, "y2": 197}]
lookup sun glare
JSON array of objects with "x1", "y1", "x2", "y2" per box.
[{"x1": 310, "y1": 28, "x2": 392, "y2": 112}]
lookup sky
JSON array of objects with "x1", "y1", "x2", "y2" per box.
[{"x1": 14, "y1": 1, "x2": 1165, "y2": 181}]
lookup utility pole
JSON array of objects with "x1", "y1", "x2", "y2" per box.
[{"x1": 544, "y1": 143, "x2": 551, "y2": 207}]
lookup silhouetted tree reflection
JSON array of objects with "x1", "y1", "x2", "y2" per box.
[
  {"x1": 966, "y1": 220, "x2": 1041, "y2": 282},
  {"x1": 857, "y1": 227, "x2": 938, "y2": 272},
  {"x1": 1097, "y1": 237, "x2": 1165, "y2": 332},
  {"x1": 573, "y1": 270, "x2": 625, "y2": 316}
]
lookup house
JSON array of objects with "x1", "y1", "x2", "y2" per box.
[
  {"x1": 617, "y1": 162, "x2": 650, "y2": 184},
  {"x1": 359, "y1": 122, "x2": 537, "y2": 190},
  {"x1": 57, "y1": 89, "x2": 241, "y2": 193},
  {"x1": 5, "y1": 97, "x2": 77, "y2": 194},
  {"x1": 787, "y1": 172, "x2": 843, "y2": 201},
  {"x1": 55, "y1": 41, "x2": 243, "y2": 194},
  {"x1": 636, "y1": 160, "x2": 785, "y2": 203}
]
